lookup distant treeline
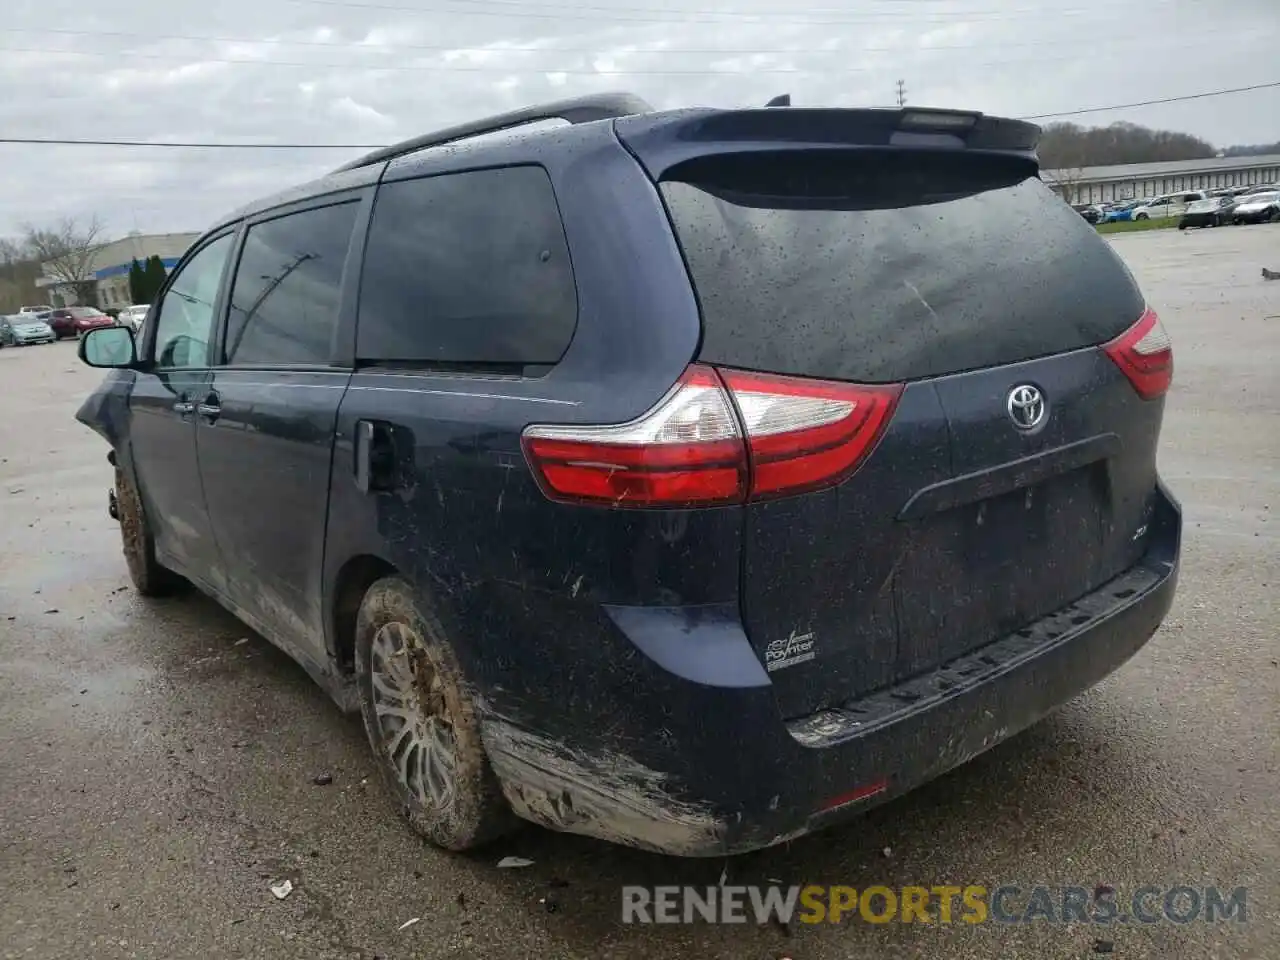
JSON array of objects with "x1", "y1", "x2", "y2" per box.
[
  {"x1": 1222, "y1": 142, "x2": 1280, "y2": 157},
  {"x1": 1039, "y1": 121, "x2": 1280, "y2": 170},
  {"x1": 1038, "y1": 121, "x2": 1216, "y2": 169}
]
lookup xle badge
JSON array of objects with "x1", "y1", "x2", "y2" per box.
[{"x1": 765, "y1": 629, "x2": 816, "y2": 672}]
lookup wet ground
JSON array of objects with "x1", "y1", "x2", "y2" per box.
[{"x1": 2, "y1": 224, "x2": 1277, "y2": 959}]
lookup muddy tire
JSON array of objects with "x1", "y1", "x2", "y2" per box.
[
  {"x1": 114, "y1": 465, "x2": 183, "y2": 596},
  {"x1": 355, "y1": 576, "x2": 513, "y2": 851}
]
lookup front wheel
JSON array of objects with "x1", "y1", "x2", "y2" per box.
[
  {"x1": 355, "y1": 576, "x2": 513, "y2": 851},
  {"x1": 1135, "y1": 213, "x2": 1149, "y2": 221},
  {"x1": 114, "y1": 466, "x2": 183, "y2": 596}
]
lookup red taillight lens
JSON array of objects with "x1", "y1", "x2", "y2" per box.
[
  {"x1": 522, "y1": 365, "x2": 904, "y2": 508},
  {"x1": 1103, "y1": 306, "x2": 1172, "y2": 400},
  {"x1": 720, "y1": 369, "x2": 903, "y2": 500},
  {"x1": 521, "y1": 365, "x2": 747, "y2": 507}
]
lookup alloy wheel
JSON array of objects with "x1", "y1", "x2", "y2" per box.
[{"x1": 368, "y1": 620, "x2": 459, "y2": 812}]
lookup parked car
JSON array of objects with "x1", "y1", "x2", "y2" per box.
[
  {"x1": 18, "y1": 305, "x2": 50, "y2": 315},
  {"x1": 1071, "y1": 203, "x2": 1102, "y2": 224},
  {"x1": 0, "y1": 313, "x2": 57, "y2": 346},
  {"x1": 1231, "y1": 190, "x2": 1280, "y2": 224},
  {"x1": 46, "y1": 306, "x2": 115, "y2": 339},
  {"x1": 1100, "y1": 199, "x2": 1142, "y2": 223},
  {"x1": 1131, "y1": 192, "x2": 1205, "y2": 221},
  {"x1": 1178, "y1": 196, "x2": 1236, "y2": 229},
  {"x1": 1237, "y1": 183, "x2": 1280, "y2": 197},
  {"x1": 73, "y1": 94, "x2": 1181, "y2": 857},
  {"x1": 118, "y1": 304, "x2": 150, "y2": 332}
]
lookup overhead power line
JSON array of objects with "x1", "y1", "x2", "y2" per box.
[
  {"x1": 283, "y1": 0, "x2": 1164, "y2": 26},
  {"x1": 3, "y1": 24, "x2": 1233, "y2": 56},
  {"x1": 0, "y1": 36, "x2": 1249, "y2": 76},
  {"x1": 0, "y1": 81, "x2": 1275, "y2": 151},
  {"x1": 1019, "y1": 81, "x2": 1280, "y2": 119}
]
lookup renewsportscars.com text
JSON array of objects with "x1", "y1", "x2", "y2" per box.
[{"x1": 621, "y1": 884, "x2": 1248, "y2": 926}]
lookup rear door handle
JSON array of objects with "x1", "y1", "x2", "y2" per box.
[{"x1": 172, "y1": 400, "x2": 194, "y2": 415}]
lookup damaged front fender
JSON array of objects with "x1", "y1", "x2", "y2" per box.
[{"x1": 75, "y1": 369, "x2": 137, "y2": 448}]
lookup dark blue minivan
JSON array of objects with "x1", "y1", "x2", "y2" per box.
[{"x1": 76, "y1": 94, "x2": 1180, "y2": 856}]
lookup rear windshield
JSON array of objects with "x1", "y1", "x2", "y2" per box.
[{"x1": 660, "y1": 152, "x2": 1145, "y2": 383}]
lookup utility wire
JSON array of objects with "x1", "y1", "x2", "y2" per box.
[
  {"x1": 1, "y1": 81, "x2": 1276, "y2": 150},
  {"x1": 0, "y1": 43, "x2": 1220, "y2": 74},
  {"x1": 2, "y1": 32, "x2": 1259, "y2": 76},
  {"x1": 3, "y1": 23, "x2": 1234, "y2": 56},
  {"x1": 1019, "y1": 81, "x2": 1280, "y2": 119},
  {"x1": 280, "y1": 0, "x2": 1162, "y2": 26}
]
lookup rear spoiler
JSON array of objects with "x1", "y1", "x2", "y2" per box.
[{"x1": 614, "y1": 107, "x2": 1041, "y2": 180}]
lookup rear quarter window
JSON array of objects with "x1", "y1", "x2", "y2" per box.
[
  {"x1": 356, "y1": 165, "x2": 577, "y2": 369},
  {"x1": 660, "y1": 151, "x2": 1146, "y2": 384}
]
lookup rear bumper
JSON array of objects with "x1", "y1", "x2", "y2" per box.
[{"x1": 485, "y1": 483, "x2": 1181, "y2": 857}]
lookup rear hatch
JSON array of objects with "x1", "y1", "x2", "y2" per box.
[{"x1": 620, "y1": 111, "x2": 1169, "y2": 719}]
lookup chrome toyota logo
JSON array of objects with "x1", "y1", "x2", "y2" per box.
[{"x1": 1007, "y1": 384, "x2": 1045, "y2": 430}]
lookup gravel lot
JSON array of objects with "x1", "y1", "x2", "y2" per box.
[{"x1": 1, "y1": 224, "x2": 1277, "y2": 959}]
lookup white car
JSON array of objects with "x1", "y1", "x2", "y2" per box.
[
  {"x1": 118, "y1": 304, "x2": 151, "y2": 332},
  {"x1": 18, "y1": 305, "x2": 49, "y2": 315},
  {"x1": 1131, "y1": 192, "x2": 1205, "y2": 221}
]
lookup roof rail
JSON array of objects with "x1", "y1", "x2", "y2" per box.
[{"x1": 332, "y1": 92, "x2": 654, "y2": 173}]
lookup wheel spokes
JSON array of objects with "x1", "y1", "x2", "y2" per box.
[{"x1": 369, "y1": 621, "x2": 459, "y2": 813}]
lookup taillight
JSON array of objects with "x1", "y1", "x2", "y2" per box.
[
  {"x1": 718, "y1": 369, "x2": 902, "y2": 500},
  {"x1": 522, "y1": 364, "x2": 903, "y2": 508},
  {"x1": 1103, "y1": 306, "x2": 1172, "y2": 400},
  {"x1": 521, "y1": 366, "x2": 747, "y2": 507}
]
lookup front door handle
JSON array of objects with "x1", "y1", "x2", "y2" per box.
[
  {"x1": 196, "y1": 394, "x2": 221, "y2": 422},
  {"x1": 172, "y1": 399, "x2": 194, "y2": 415}
]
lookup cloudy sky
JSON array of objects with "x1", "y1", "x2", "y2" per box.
[{"x1": 2, "y1": 0, "x2": 1276, "y2": 239}]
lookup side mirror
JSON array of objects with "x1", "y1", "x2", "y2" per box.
[{"x1": 79, "y1": 325, "x2": 138, "y2": 369}]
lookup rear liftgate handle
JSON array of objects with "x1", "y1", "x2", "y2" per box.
[{"x1": 354, "y1": 419, "x2": 399, "y2": 493}]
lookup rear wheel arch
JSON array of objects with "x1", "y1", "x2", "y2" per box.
[
  {"x1": 330, "y1": 554, "x2": 398, "y2": 673},
  {"x1": 353, "y1": 574, "x2": 515, "y2": 850}
]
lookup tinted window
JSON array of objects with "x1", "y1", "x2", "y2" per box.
[
  {"x1": 660, "y1": 152, "x2": 1145, "y2": 384},
  {"x1": 153, "y1": 233, "x2": 235, "y2": 369},
  {"x1": 357, "y1": 166, "x2": 576, "y2": 367},
  {"x1": 223, "y1": 202, "x2": 359, "y2": 365}
]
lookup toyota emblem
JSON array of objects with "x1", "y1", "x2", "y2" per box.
[{"x1": 1007, "y1": 384, "x2": 1046, "y2": 431}]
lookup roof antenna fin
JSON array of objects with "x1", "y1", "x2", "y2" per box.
[{"x1": 765, "y1": 94, "x2": 791, "y2": 107}]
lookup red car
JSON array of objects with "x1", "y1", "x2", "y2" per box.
[{"x1": 47, "y1": 306, "x2": 116, "y2": 340}]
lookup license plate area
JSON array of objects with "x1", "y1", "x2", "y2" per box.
[{"x1": 894, "y1": 467, "x2": 1108, "y2": 675}]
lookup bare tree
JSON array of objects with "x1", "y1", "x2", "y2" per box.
[
  {"x1": 22, "y1": 215, "x2": 106, "y2": 306},
  {"x1": 1043, "y1": 166, "x2": 1087, "y2": 205}
]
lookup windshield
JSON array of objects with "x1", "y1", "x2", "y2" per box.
[
  {"x1": 1242, "y1": 191, "x2": 1280, "y2": 204},
  {"x1": 68, "y1": 307, "x2": 105, "y2": 318}
]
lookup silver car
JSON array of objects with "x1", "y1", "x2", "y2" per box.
[{"x1": 0, "y1": 314, "x2": 57, "y2": 346}]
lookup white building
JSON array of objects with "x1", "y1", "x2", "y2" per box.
[
  {"x1": 1043, "y1": 153, "x2": 1280, "y2": 205},
  {"x1": 37, "y1": 232, "x2": 200, "y2": 308}
]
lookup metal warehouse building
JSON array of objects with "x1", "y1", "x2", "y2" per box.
[
  {"x1": 36, "y1": 232, "x2": 199, "y2": 309},
  {"x1": 1043, "y1": 153, "x2": 1280, "y2": 205}
]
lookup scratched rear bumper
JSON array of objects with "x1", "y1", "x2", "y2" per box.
[{"x1": 481, "y1": 484, "x2": 1180, "y2": 857}]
